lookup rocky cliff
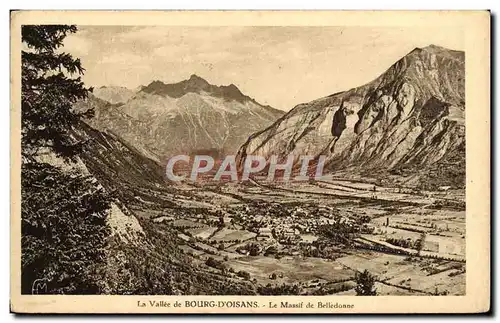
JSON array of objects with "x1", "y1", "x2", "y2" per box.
[{"x1": 237, "y1": 45, "x2": 465, "y2": 188}]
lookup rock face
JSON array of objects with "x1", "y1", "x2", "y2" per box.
[
  {"x1": 79, "y1": 75, "x2": 284, "y2": 161},
  {"x1": 237, "y1": 45, "x2": 465, "y2": 188}
]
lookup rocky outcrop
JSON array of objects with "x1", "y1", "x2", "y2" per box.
[{"x1": 237, "y1": 45, "x2": 465, "y2": 188}]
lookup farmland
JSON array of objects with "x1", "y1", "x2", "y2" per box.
[{"x1": 127, "y1": 175, "x2": 466, "y2": 295}]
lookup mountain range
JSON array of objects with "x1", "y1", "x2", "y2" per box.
[
  {"x1": 81, "y1": 75, "x2": 285, "y2": 162},
  {"x1": 81, "y1": 44, "x2": 465, "y2": 189}
]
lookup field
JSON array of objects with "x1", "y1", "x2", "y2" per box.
[
  {"x1": 187, "y1": 227, "x2": 218, "y2": 239},
  {"x1": 130, "y1": 175, "x2": 466, "y2": 295},
  {"x1": 209, "y1": 228, "x2": 257, "y2": 242},
  {"x1": 226, "y1": 256, "x2": 355, "y2": 285}
]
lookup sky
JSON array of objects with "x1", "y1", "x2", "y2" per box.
[{"x1": 63, "y1": 26, "x2": 464, "y2": 111}]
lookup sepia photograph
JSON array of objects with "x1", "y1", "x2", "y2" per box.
[{"x1": 10, "y1": 10, "x2": 490, "y2": 314}]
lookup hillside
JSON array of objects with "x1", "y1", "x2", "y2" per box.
[
  {"x1": 237, "y1": 45, "x2": 465, "y2": 189},
  {"x1": 73, "y1": 121, "x2": 257, "y2": 295}
]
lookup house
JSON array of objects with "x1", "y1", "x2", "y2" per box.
[{"x1": 258, "y1": 227, "x2": 273, "y2": 239}]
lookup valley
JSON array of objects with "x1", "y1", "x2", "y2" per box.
[
  {"x1": 74, "y1": 44, "x2": 467, "y2": 296},
  {"x1": 121, "y1": 174, "x2": 465, "y2": 296}
]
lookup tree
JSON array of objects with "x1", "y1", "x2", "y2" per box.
[
  {"x1": 237, "y1": 270, "x2": 251, "y2": 280},
  {"x1": 264, "y1": 245, "x2": 277, "y2": 256},
  {"x1": 247, "y1": 243, "x2": 260, "y2": 256},
  {"x1": 22, "y1": 25, "x2": 94, "y2": 160},
  {"x1": 21, "y1": 25, "x2": 110, "y2": 294},
  {"x1": 414, "y1": 232, "x2": 426, "y2": 255},
  {"x1": 257, "y1": 283, "x2": 301, "y2": 295},
  {"x1": 354, "y1": 270, "x2": 377, "y2": 296}
]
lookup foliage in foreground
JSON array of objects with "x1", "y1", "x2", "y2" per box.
[{"x1": 21, "y1": 25, "x2": 111, "y2": 294}]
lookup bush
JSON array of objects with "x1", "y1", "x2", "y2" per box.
[
  {"x1": 257, "y1": 283, "x2": 302, "y2": 295},
  {"x1": 237, "y1": 270, "x2": 251, "y2": 280},
  {"x1": 205, "y1": 257, "x2": 225, "y2": 271},
  {"x1": 355, "y1": 270, "x2": 377, "y2": 296}
]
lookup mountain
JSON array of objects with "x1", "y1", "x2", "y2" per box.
[
  {"x1": 141, "y1": 74, "x2": 254, "y2": 104},
  {"x1": 81, "y1": 75, "x2": 284, "y2": 161},
  {"x1": 93, "y1": 86, "x2": 136, "y2": 104},
  {"x1": 237, "y1": 45, "x2": 465, "y2": 189}
]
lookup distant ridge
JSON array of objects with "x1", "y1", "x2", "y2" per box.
[
  {"x1": 79, "y1": 74, "x2": 285, "y2": 159},
  {"x1": 140, "y1": 74, "x2": 264, "y2": 105}
]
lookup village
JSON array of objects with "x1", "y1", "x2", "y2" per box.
[
  {"x1": 138, "y1": 176, "x2": 466, "y2": 295},
  {"x1": 155, "y1": 185, "x2": 464, "y2": 261}
]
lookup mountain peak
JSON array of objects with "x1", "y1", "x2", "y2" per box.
[
  {"x1": 139, "y1": 75, "x2": 257, "y2": 105},
  {"x1": 148, "y1": 80, "x2": 166, "y2": 87},
  {"x1": 189, "y1": 74, "x2": 206, "y2": 81},
  {"x1": 237, "y1": 44, "x2": 465, "y2": 190},
  {"x1": 422, "y1": 44, "x2": 449, "y2": 51},
  {"x1": 185, "y1": 74, "x2": 210, "y2": 89},
  {"x1": 407, "y1": 44, "x2": 464, "y2": 61}
]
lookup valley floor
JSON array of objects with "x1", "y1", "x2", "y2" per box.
[{"x1": 126, "y1": 176, "x2": 465, "y2": 296}]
